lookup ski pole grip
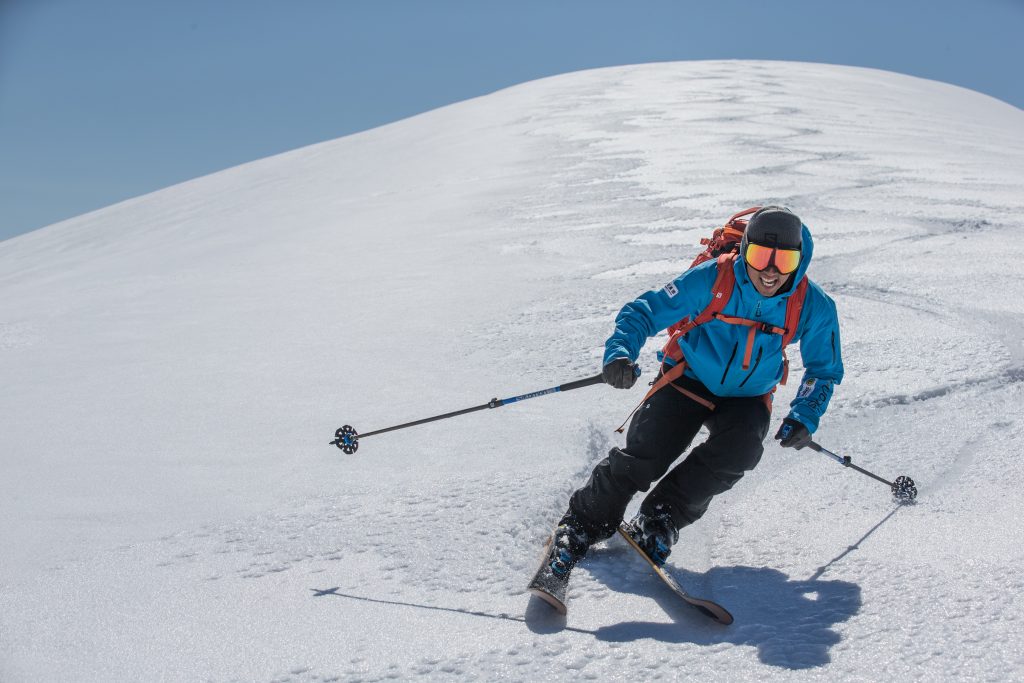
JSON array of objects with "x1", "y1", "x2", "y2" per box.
[
  {"x1": 558, "y1": 374, "x2": 606, "y2": 392},
  {"x1": 808, "y1": 440, "x2": 846, "y2": 464}
]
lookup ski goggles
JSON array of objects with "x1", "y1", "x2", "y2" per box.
[{"x1": 743, "y1": 242, "x2": 801, "y2": 275}]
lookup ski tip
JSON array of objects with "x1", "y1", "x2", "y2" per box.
[
  {"x1": 618, "y1": 523, "x2": 735, "y2": 625},
  {"x1": 527, "y1": 587, "x2": 567, "y2": 615},
  {"x1": 700, "y1": 604, "x2": 734, "y2": 625}
]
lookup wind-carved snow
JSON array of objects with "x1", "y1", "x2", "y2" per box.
[{"x1": 1, "y1": 61, "x2": 1023, "y2": 681}]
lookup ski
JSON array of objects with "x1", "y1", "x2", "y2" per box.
[
  {"x1": 526, "y1": 533, "x2": 569, "y2": 614},
  {"x1": 617, "y1": 524, "x2": 734, "y2": 625}
]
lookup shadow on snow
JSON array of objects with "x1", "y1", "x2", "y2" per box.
[
  {"x1": 313, "y1": 559, "x2": 860, "y2": 671},
  {"x1": 313, "y1": 561, "x2": 860, "y2": 671},
  {"x1": 581, "y1": 552, "x2": 861, "y2": 670},
  {"x1": 309, "y1": 509, "x2": 911, "y2": 671}
]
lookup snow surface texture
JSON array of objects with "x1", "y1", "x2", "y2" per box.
[{"x1": 2, "y1": 61, "x2": 1023, "y2": 681}]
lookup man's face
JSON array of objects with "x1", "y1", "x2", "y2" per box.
[
  {"x1": 743, "y1": 240, "x2": 801, "y2": 297},
  {"x1": 746, "y1": 262, "x2": 792, "y2": 297}
]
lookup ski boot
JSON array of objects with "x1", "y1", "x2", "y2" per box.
[
  {"x1": 527, "y1": 513, "x2": 594, "y2": 613},
  {"x1": 624, "y1": 506, "x2": 679, "y2": 566},
  {"x1": 547, "y1": 514, "x2": 592, "y2": 578}
]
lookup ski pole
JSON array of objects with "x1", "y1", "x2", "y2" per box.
[
  {"x1": 808, "y1": 441, "x2": 917, "y2": 501},
  {"x1": 331, "y1": 373, "x2": 607, "y2": 454}
]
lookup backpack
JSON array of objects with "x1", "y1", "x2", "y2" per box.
[{"x1": 616, "y1": 207, "x2": 809, "y2": 431}]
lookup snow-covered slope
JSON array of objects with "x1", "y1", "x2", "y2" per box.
[{"x1": 2, "y1": 61, "x2": 1023, "y2": 681}]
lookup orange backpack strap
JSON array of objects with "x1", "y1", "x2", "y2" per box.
[
  {"x1": 621, "y1": 255, "x2": 738, "y2": 431},
  {"x1": 662, "y1": 253, "x2": 737, "y2": 363},
  {"x1": 698, "y1": 253, "x2": 738, "y2": 321},
  {"x1": 782, "y1": 276, "x2": 809, "y2": 348},
  {"x1": 776, "y1": 276, "x2": 809, "y2": 385}
]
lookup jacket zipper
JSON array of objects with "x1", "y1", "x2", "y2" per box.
[
  {"x1": 721, "y1": 342, "x2": 738, "y2": 385},
  {"x1": 739, "y1": 346, "x2": 763, "y2": 387}
]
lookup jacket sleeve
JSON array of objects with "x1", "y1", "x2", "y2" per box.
[
  {"x1": 603, "y1": 262, "x2": 717, "y2": 366},
  {"x1": 787, "y1": 284, "x2": 844, "y2": 433}
]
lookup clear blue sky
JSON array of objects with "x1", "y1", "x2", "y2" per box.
[{"x1": 1, "y1": 0, "x2": 1021, "y2": 242}]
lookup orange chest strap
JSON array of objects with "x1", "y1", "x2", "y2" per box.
[
  {"x1": 710, "y1": 274, "x2": 808, "y2": 376},
  {"x1": 710, "y1": 314, "x2": 786, "y2": 370}
]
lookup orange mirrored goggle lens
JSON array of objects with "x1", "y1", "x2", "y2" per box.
[{"x1": 744, "y1": 243, "x2": 801, "y2": 274}]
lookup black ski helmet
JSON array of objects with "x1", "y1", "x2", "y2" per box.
[{"x1": 741, "y1": 206, "x2": 803, "y2": 253}]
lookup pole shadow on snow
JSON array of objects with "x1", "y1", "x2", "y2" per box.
[
  {"x1": 806, "y1": 506, "x2": 903, "y2": 581},
  {"x1": 310, "y1": 587, "x2": 595, "y2": 637}
]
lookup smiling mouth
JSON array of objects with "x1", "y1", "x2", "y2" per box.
[{"x1": 759, "y1": 273, "x2": 779, "y2": 289}]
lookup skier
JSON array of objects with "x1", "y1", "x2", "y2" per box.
[{"x1": 547, "y1": 206, "x2": 844, "y2": 578}]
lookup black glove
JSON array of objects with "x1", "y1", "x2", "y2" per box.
[
  {"x1": 602, "y1": 358, "x2": 639, "y2": 389},
  {"x1": 775, "y1": 418, "x2": 812, "y2": 449}
]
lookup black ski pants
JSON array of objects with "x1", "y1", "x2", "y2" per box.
[{"x1": 569, "y1": 375, "x2": 771, "y2": 539}]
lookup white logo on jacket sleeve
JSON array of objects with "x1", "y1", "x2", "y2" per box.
[
  {"x1": 663, "y1": 282, "x2": 679, "y2": 298},
  {"x1": 797, "y1": 378, "x2": 817, "y2": 398}
]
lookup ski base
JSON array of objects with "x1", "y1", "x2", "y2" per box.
[
  {"x1": 617, "y1": 524, "x2": 734, "y2": 625},
  {"x1": 527, "y1": 584, "x2": 567, "y2": 615}
]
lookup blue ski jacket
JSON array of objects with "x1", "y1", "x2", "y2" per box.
[{"x1": 603, "y1": 225, "x2": 843, "y2": 432}]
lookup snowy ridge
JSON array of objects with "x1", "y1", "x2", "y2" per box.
[{"x1": 2, "y1": 61, "x2": 1023, "y2": 681}]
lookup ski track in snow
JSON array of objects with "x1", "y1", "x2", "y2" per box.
[{"x1": 2, "y1": 61, "x2": 1024, "y2": 681}]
